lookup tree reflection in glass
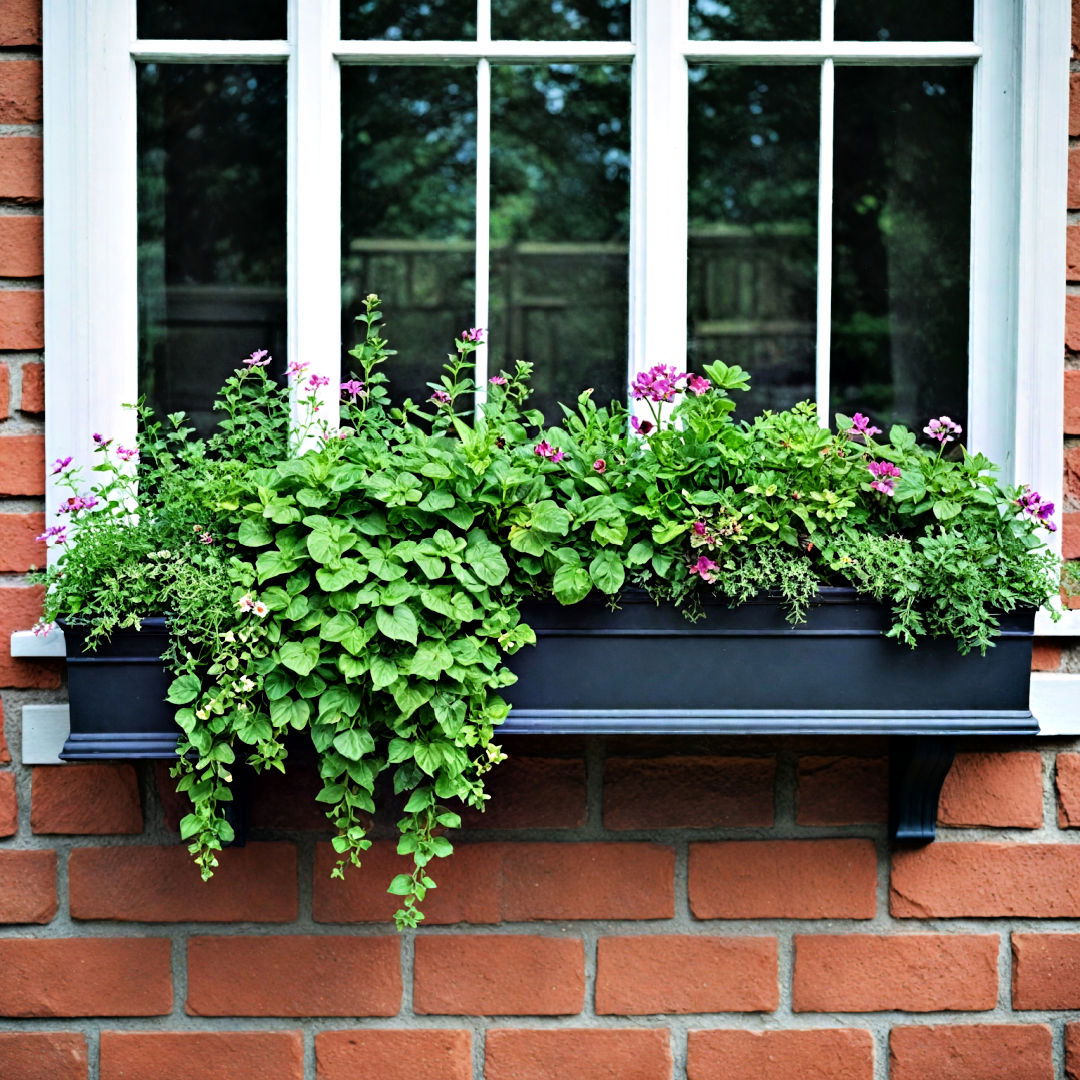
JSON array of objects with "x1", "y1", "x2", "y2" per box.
[
  {"x1": 492, "y1": 0, "x2": 630, "y2": 41},
  {"x1": 342, "y1": 0, "x2": 476, "y2": 41},
  {"x1": 689, "y1": 0, "x2": 819, "y2": 41}
]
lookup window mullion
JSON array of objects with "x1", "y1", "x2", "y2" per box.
[
  {"x1": 814, "y1": 58, "x2": 835, "y2": 427},
  {"x1": 289, "y1": 0, "x2": 341, "y2": 442},
  {"x1": 474, "y1": 0, "x2": 492, "y2": 399},
  {"x1": 630, "y1": 0, "x2": 689, "y2": 394}
]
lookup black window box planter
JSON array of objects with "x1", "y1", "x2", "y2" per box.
[{"x1": 57, "y1": 588, "x2": 1038, "y2": 845}]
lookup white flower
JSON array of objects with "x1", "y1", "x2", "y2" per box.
[{"x1": 252, "y1": 601, "x2": 269, "y2": 618}]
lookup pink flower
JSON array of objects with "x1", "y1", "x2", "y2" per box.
[
  {"x1": 592, "y1": 459, "x2": 606, "y2": 474},
  {"x1": 461, "y1": 327, "x2": 485, "y2": 343},
  {"x1": 198, "y1": 532, "x2": 214, "y2": 545},
  {"x1": 685, "y1": 373, "x2": 711, "y2": 396},
  {"x1": 307, "y1": 373, "x2": 331, "y2": 390},
  {"x1": 340, "y1": 379, "x2": 365, "y2": 399},
  {"x1": 1017, "y1": 486, "x2": 1057, "y2": 532},
  {"x1": 244, "y1": 349, "x2": 271, "y2": 367},
  {"x1": 430, "y1": 389, "x2": 451, "y2": 404},
  {"x1": 847, "y1": 412, "x2": 882, "y2": 438},
  {"x1": 692, "y1": 520, "x2": 709, "y2": 536},
  {"x1": 488, "y1": 375, "x2": 507, "y2": 386},
  {"x1": 92, "y1": 433, "x2": 111, "y2": 448},
  {"x1": 923, "y1": 416, "x2": 962, "y2": 444},
  {"x1": 630, "y1": 416, "x2": 655, "y2": 436},
  {"x1": 286, "y1": 361, "x2": 309, "y2": 378},
  {"x1": 237, "y1": 594, "x2": 255, "y2": 612},
  {"x1": 116, "y1": 445, "x2": 139, "y2": 462},
  {"x1": 533, "y1": 440, "x2": 565, "y2": 462},
  {"x1": 58, "y1": 495, "x2": 99, "y2": 513},
  {"x1": 31, "y1": 620, "x2": 54, "y2": 638},
  {"x1": 35, "y1": 524, "x2": 67, "y2": 545},
  {"x1": 867, "y1": 460, "x2": 902, "y2": 496},
  {"x1": 50, "y1": 456, "x2": 72, "y2": 475},
  {"x1": 690, "y1": 555, "x2": 718, "y2": 581},
  {"x1": 631, "y1": 364, "x2": 685, "y2": 403}
]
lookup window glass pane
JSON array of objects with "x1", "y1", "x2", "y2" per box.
[
  {"x1": 687, "y1": 66, "x2": 819, "y2": 417},
  {"x1": 835, "y1": 2, "x2": 973, "y2": 42},
  {"x1": 137, "y1": 1, "x2": 285, "y2": 39},
  {"x1": 342, "y1": 1, "x2": 476, "y2": 40},
  {"x1": 490, "y1": 64, "x2": 630, "y2": 422},
  {"x1": 492, "y1": 0, "x2": 630, "y2": 41},
  {"x1": 831, "y1": 67, "x2": 972, "y2": 433},
  {"x1": 138, "y1": 63, "x2": 287, "y2": 433},
  {"x1": 341, "y1": 67, "x2": 477, "y2": 404},
  {"x1": 689, "y1": 0, "x2": 819, "y2": 41}
]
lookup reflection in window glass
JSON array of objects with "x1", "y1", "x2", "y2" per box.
[
  {"x1": 137, "y1": 64, "x2": 287, "y2": 433},
  {"x1": 831, "y1": 67, "x2": 972, "y2": 433},
  {"x1": 689, "y1": 0, "x2": 819, "y2": 41},
  {"x1": 492, "y1": 0, "x2": 630, "y2": 41},
  {"x1": 687, "y1": 66, "x2": 819, "y2": 418},
  {"x1": 489, "y1": 64, "x2": 630, "y2": 422},
  {"x1": 342, "y1": 1, "x2": 476, "y2": 40},
  {"x1": 835, "y1": 2, "x2": 973, "y2": 42},
  {"x1": 341, "y1": 67, "x2": 477, "y2": 405},
  {"x1": 137, "y1": 1, "x2": 285, "y2": 39}
]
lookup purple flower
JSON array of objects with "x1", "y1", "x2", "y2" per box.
[
  {"x1": 630, "y1": 416, "x2": 655, "y2": 436},
  {"x1": 692, "y1": 520, "x2": 709, "y2": 537},
  {"x1": 848, "y1": 412, "x2": 882, "y2": 439},
  {"x1": 690, "y1": 555, "x2": 718, "y2": 581},
  {"x1": 533, "y1": 440, "x2": 565, "y2": 463},
  {"x1": 867, "y1": 460, "x2": 902, "y2": 496},
  {"x1": 50, "y1": 456, "x2": 72, "y2": 475},
  {"x1": 307, "y1": 373, "x2": 331, "y2": 390},
  {"x1": 461, "y1": 327, "x2": 485, "y2": 343},
  {"x1": 58, "y1": 494, "x2": 99, "y2": 513},
  {"x1": 115, "y1": 445, "x2": 138, "y2": 462},
  {"x1": 1017, "y1": 485, "x2": 1057, "y2": 532},
  {"x1": 430, "y1": 389, "x2": 451, "y2": 405},
  {"x1": 923, "y1": 416, "x2": 962, "y2": 444},
  {"x1": 35, "y1": 524, "x2": 67, "y2": 545},
  {"x1": 592, "y1": 458, "x2": 606, "y2": 474},
  {"x1": 286, "y1": 361, "x2": 309, "y2": 378},
  {"x1": 244, "y1": 349, "x2": 271, "y2": 367},
  {"x1": 92, "y1": 433, "x2": 112, "y2": 448},
  {"x1": 631, "y1": 364, "x2": 685, "y2": 403},
  {"x1": 488, "y1": 375, "x2": 508, "y2": 386},
  {"x1": 340, "y1": 379, "x2": 365, "y2": 399},
  {"x1": 685, "y1": 373, "x2": 711, "y2": 396}
]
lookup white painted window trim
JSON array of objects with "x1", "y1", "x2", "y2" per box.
[{"x1": 34, "y1": 0, "x2": 1077, "y2": 726}]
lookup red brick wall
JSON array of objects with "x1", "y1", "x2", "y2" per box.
[{"x1": 3, "y1": 6, "x2": 1080, "y2": 1079}]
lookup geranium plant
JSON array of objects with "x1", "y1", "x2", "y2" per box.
[{"x1": 36, "y1": 295, "x2": 1063, "y2": 927}]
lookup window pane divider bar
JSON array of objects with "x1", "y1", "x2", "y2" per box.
[
  {"x1": 814, "y1": 2, "x2": 834, "y2": 425},
  {"x1": 474, "y1": 39, "x2": 492, "y2": 398},
  {"x1": 132, "y1": 40, "x2": 291, "y2": 61},
  {"x1": 333, "y1": 40, "x2": 636, "y2": 62},
  {"x1": 683, "y1": 41, "x2": 981, "y2": 63}
]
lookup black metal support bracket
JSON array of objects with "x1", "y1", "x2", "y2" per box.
[{"x1": 888, "y1": 736, "x2": 957, "y2": 845}]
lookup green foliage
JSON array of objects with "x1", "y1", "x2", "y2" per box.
[{"x1": 37, "y1": 295, "x2": 1063, "y2": 929}]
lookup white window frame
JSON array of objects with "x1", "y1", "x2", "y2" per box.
[{"x1": 26, "y1": 3, "x2": 1075, "y2": 663}]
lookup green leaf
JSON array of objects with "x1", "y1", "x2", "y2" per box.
[
  {"x1": 278, "y1": 638, "x2": 321, "y2": 676},
  {"x1": 387, "y1": 737, "x2": 413, "y2": 763},
  {"x1": 333, "y1": 728, "x2": 376, "y2": 761},
  {"x1": 306, "y1": 530, "x2": 337, "y2": 564},
  {"x1": 238, "y1": 518, "x2": 273, "y2": 547},
  {"x1": 441, "y1": 504, "x2": 476, "y2": 530},
  {"x1": 316, "y1": 566, "x2": 356, "y2": 592},
  {"x1": 256, "y1": 549, "x2": 298, "y2": 583},
  {"x1": 166, "y1": 674, "x2": 201, "y2": 705},
  {"x1": 387, "y1": 873, "x2": 415, "y2": 896},
  {"x1": 392, "y1": 677, "x2": 434, "y2": 718},
  {"x1": 553, "y1": 563, "x2": 591, "y2": 605},
  {"x1": 369, "y1": 654, "x2": 399, "y2": 690},
  {"x1": 418, "y1": 490, "x2": 455, "y2": 512},
  {"x1": 932, "y1": 499, "x2": 963, "y2": 521},
  {"x1": 465, "y1": 530, "x2": 509, "y2": 586},
  {"x1": 408, "y1": 641, "x2": 454, "y2": 679},
  {"x1": 651, "y1": 521, "x2": 687, "y2": 544},
  {"x1": 893, "y1": 472, "x2": 927, "y2": 502},
  {"x1": 589, "y1": 549, "x2": 625, "y2": 593},
  {"x1": 321, "y1": 612, "x2": 359, "y2": 642},
  {"x1": 627, "y1": 540, "x2": 653, "y2": 566},
  {"x1": 413, "y1": 742, "x2": 442, "y2": 776},
  {"x1": 530, "y1": 500, "x2": 571, "y2": 536},
  {"x1": 319, "y1": 685, "x2": 362, "y2": 722},
  {"x1": 376, "y1": 604, "x2": 418, "y2": 645},
  {"x1": 270, "y1": 697, "x2": 311, "y2": 731}
]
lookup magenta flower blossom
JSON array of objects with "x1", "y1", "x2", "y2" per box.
[
  {"x1": 1017, "y1": 486, "x2": 1057, "y2": 532},
  {"x1": 461, "y1": 327, "x2": 485, "y2": 343},
  {"x1": 31, "y1": 620, "x2": 54, "y2": 638},
  {"x1": 307, "y1": 373, "x2": 331, "y2": 390},
  {"x1": 631, "y1": 364, "x2": 685, "y2": 403},
  {"x1": 533, "y1": 440, "x2": 565, "y2": 463},
  {"x1": 867, "y1": 460, "x2": 902, "y2": 496},
  {"x1": 116, "y1": 445, "x2": 138, "y2": 462},
  {"x1": 244, "y1": 349, "x2": 271, "y2": 367},
  {"x1": 923, "y1": 416, "x2": 962, "y2": 444},
  {"x1": 35, "y1": 525, "x2": 67, "y2": 545},
  {"x1": 430, "y1": 389, "x2": 451, "y2": 404},
  {"x1": 488, "y1": 375, "x2": 508, "y2": 386},
  {"x1": 340, "y1": 379, "x2": 364, "y2": 399},
  {"x1": 685, "y1": 373, "x2": 711, "y2": 396},
  {"x1": 92, "y1": 433, "x2": 111, "y2": 448},
  {"x1": 630, "y1": 415, "x2": 655, "y2": 436},
  {"x1": 286, "y1": 360, "x2": 309, "y2": 378},
  {"x1": 689, "y1": 555, "x2": 719, "y2": 581},
  {"x1": 58, "y1": 495, "x2": 99, "y2": 513},
  {"x1": 592, "y1": 458, "x2": 606, "y2": 474},
  {"x1": 848, "y1": 412, "x2": 882, "y2": 438},
  {"x1": 50, "y1": 456, "x2": 72, "y2": 475},
  {"x1": 692, "y1": 520, "x2": 709, "y2": 537}
]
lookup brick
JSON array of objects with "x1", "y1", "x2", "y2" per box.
[
  {"x1": 0, "y1": 770, "x2": 15, "y2": 835},
  {"x1": 891, "y1": 844, "x2": 1080, "y2": 917},
  {"x1": 1068, "y1": 1024, "x2": 1080, "y2": 1080},
  {"x1": 0, "y1": 363, "x2": 7, "y2": 418},
  {"x1": 0, "y1": 0, "x2": 40, "y2": 46},
  {"x1": 0, "y1": 850, "x2": 56, "y2": 923},
  {"x1": 0, "y1": 1033, "x2": 87, "y2": 1080},
  {"x1": 1071, "y1": 148, "x2": 1080, "y2": 211},
  {"x1": 69, "y1": 842, "x2": 297, "y2": 922},
  {"x1": 0, "y1": 585, "x2": 60, "y2": 688},
  {"x1": 20, "y1": 359, "x2": 42, "y2": 412},
  {"x1": 1070, "y1": 294, "x2": 1080, "y2": 352},
  {"x1": 187, "y1": 935, "x2": 400, "y2": 1017},
  {"x1": 32, "y1": 764, "x2": 143, "y2": 834},
  {"x1": 890, "y1": 1025, "x2": 1051, "y2": 1080},
  {"x1": 153, "y1": 761, "x2": 188, "y2": 832},
  {"x1": 459, "y1": 755, "x2": 586, "y2": 829},
  {"x1": 316, "y1": 1030, "x2": 471, "y2": 1080},
  {"x1": 793, "y1": 934, "x2": 997, "y2": 1012},
  {"x1": 596, "y1": 935, "x2": 777, "y2": 1014},
  {"x1": 1066, "y1": 511, "x2": 1080, "y2": 560},
  {"x1": 690, "y1": 840, "x2": 876, "y2": 919},
  {"x1": 0, "y1": 138, "x2": 41, "y2": 201},
  {"x1": 0, "y1": 699, "x2": 9, "y2": 762},
  {"x1": 1073, "y1": 73, "x2": 1080, "y2": 136},
  {"x1": 0, "y1": 216, "x2": 41, "y2": 277},
  {"x1": 414, "y1": 935, "x2": 584, "y2": 1016},
  {"x1": 1066, "y1": 447, "x2": 1080, "y2": 499},
  {"x1": 0, "y1": 938, "x2": 172, "y2": 1017},
  {"x1": 100, "y1": 1032, "x2": 304, "y2": 1080},
  {"x1": 604, "y1": 755, "x2": 774, "y2": 829},
  {"x1": 0, "y1": 290, "x2": 42, "y2": 348},
  {"x1": 1070, "y1": 227, "x2": 1080, "y2": 282},
  {"x1": 249, "y1": 761, "x2": 332, "y2": 830},
  {"x1": 1031, "y1": 642, "x2": 1061, "y2": 671},
  {"x1": 1059, "y1": 753, "x2": 1080, "y2": 826},
  {"x1": 796, "y1": 756, "x2": 887, "y2": 825},
  {"x1": 937, "y1": 751, "x2": 1043, "y2": 828},
  {"x1": 485, "y1": 1029, "x2": 672, "y2": 1080},
  {"x1": 1068, "y1": 371, "x2": 1080, "y2": 433},
  {"x1": 687, "y1": 1029, "x2": 873, "y2": 1080},
  {"x1": 1013, "y1": 933, "x2": 1080, "y2": 1009},
  {"x1": 0, "y1": 512, "x2": 44, "y2": 572},
  {"x1": 0, "y1": 434, "x2": 45, "y2": 493},
  {"x1": 0, "y1": 62, "x2": 41, "y2": 125}
]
